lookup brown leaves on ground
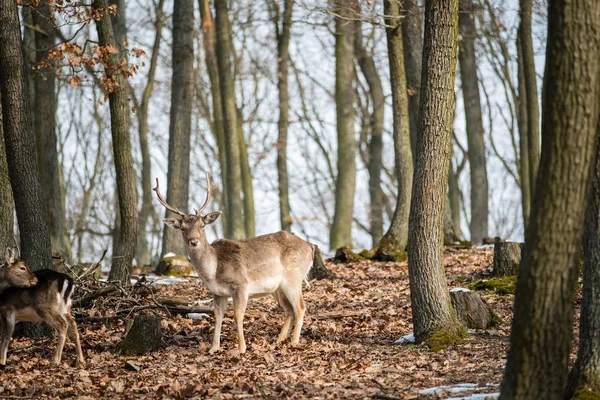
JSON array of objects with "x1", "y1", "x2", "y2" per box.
[{"x1": 0, "y1": 247, "x2": 573, "y2": 399}]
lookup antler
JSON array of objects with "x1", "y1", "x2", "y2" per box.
[
  {"x1": 195, "y1": 172, "x2": 213, "y2": 215},
  {"x1": 153, "y1": 178, "x2": 187, "y2": 217}
]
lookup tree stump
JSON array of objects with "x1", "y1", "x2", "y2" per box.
[
  {"x1": 494, "y1": 241, "x2": 523, "y2": 276},
  {"x1": 333, "y1": 246, "x2": 361, "y2": 263},
  {"x1": 307, "y1": 246, "x2": 334, "y2": 280},
  {"x1": 118, "y1": 315, "x2": 162, "y2": 355},
  {"x1": 450, "y1": 289, "x2": 500, "y2": 330},
  {"x1": 155, "y1": 255, "x2": 193, "y2": 276}
]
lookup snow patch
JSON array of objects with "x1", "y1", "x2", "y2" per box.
[
  {"x1": 476, "y1": 244, "x2": 495, "y2": 249},
  {"x1": 394, "y1": 333, "x2": 415, "y2": 344},
  {"x1": 145, "y1": 276, "x2": 190, "y2": 285},
  {"x1": 419, "y1": 383, "x2": 478, "y2": 395},
  {"x1": 450, "y1": 287, "x2": 472, "y2": 293},
  {"x1": 163, "y1": 252, "x2": 176, "y2": 258},
  {"x1": 444, "y1": 392, "x2": 499, "y2": 400},
  {"x1": 186, "y1": 313, "x2": 210, "y2": 320}
]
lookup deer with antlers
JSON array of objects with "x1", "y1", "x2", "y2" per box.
[{"x1": 155, "y1": 173, "x2": 315, "y2": 354}]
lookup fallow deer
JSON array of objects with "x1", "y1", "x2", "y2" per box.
[
  {"x1": 0, "y1": 252, "x2": 85, "y2": 367},
  {"x1": 155, "y1": 173, "x2": 315, "y2": 354},
  {"x1": 0, "y1": 248, "x2": 38, "y2": 294}
]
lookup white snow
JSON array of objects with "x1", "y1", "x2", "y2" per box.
[
  {"x1": 444, "y1": 393, "x2": 499, "y2": 400},
  {"x1": 186, "y1": 313, "x2": 210, "y2": 320},
  {"x1": 476, "y1": 244, "x2": 495, "y2": 249},
  {"x1": 419, "y1": 383, "x2": 478, "y2": 395},
  {"x1": 394, "y1": 333, "x2": 415, "y2": 344},
  {"x1": 163, "y1": 252, "x2": 176, "y2": 258},
  {"x1": 450, "y1": 287, "x2": 472, "y2": 293},
  {"x1": 145, "y1": 276, "x2": 189, "y2": 285}
]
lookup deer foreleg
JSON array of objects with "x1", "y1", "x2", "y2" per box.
[
  {"x1": 233, "y1": 288, "x2": 249, "y2": 354},
  {"x1": 209, "y1": 296, "x2": 228, "y2": 354}
]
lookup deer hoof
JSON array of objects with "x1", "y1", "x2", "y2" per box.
[{"x1": 208, "y1": 346, "x2": 219, "y2": 354}]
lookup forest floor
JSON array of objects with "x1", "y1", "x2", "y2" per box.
[{"x1": 0, "y1": 246, "x2": 582, "y2": 399}]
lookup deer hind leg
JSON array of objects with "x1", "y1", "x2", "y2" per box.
[
  {"x1": 66, "y1": 313, "x2": 85, "y2": 367},
  {"x1": 0, "y1": 312, "x2": 15, "y2": 365},
  {"x1": 274, "y1": 290, "x2": 294, "y2": 344},
  {"x1": 233, "y1": 288, "x2": 249, "y2": 354},
  {"x1": 209, "y1": 296, "x2": 228, "y2": 354},
  {"x1": 43, "y1": 311, "x2": 69, "y2": 365},
  {"x1": 282, "y1": 285, "x2": 306, "y2": 346}
]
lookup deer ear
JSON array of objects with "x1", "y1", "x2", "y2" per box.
[
  {"x1": 4, "y1": 248, "x2": 15, "y2": 265},
  {"x1": 203, "y1": 211, "x2": 222, "y2": 225},
  {"x1": 163, "y1": 218, "x2": 183, "y2": 230}
]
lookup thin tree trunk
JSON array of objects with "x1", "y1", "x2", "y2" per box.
[
  {"x1": 330, "y1": 0, "x2": 356, "y2": 250},
  {"x1": 0, "y1": 0, "x2": 53, "y2": 272},
  {"x1": 237, "y1": 114, "x2": 255, "y2": 238},
  {"x1": 401, "y1": 0, "x2": 423, "y2": 158},
  {"x1": 516, "y1": 33, "x2": 531, "y2": 230},
  {"x1": 199, "y1": 0, "x2": 228, "y2": 236},
  {"x1": 407, "y1": 0, "x2": 464, "y2": 342},
  {"x1": 161, "y1": 0, "x2": 194, "y2": 255},
  {"x1": 375, "y1": 0, "x2": 413, "y2": 257},
  {"x1": 0, "y1": 98, "x2": 14, "y2": 244},
  {"x1": 274, "y1": 0, "x2": 293, "y2": 232},
  {"x1": 136, "y1": 0, "x2": 165, "y2": 265},
  {"x1": 458, "y1": 0, "x2": 489, "y2": 244},
  {"x1": 448, "y1": 160, "x2": 462, "y2": 240},
  {"x1": 519, "y1": 0, "x2": 540, "y2": 206},
  {"x1": 109, "y1": 0, "x2": 128, "y2": 55},
  {"x1": 355, "y1": 5, "x2": 385, "y2": 246},
  {"x1": 94, "y1": 0, "x2": 139, "y2": 284},
  {"x1": 565, "y1": 122, "x2": 600, "y2": 399},
  {"x1": 214, "y1": 0, "x2": 245, "y2": 240},
  {"x1": 499, "y1": 1, "x2": 600, "y2": 397}
]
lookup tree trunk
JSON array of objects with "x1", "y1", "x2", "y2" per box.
[
  {"x1": 407, "y1": 0, "x2": 464, "y2": 342},
  {"x1": 199, "y1": 0, "x2": 228, "y2": 236},
  {"x1": 329, "y1": 0, "x2": 356, "y2": 250},
  {"x1": 274, "y1": 0, "x2": 294, "y2": 232},
  {"x1": 307, "y1": 246, "x2": 334, "y2": 280},
  {"x1": 565, "y1": 124, "x2": 600, "y2": 399},
  {"x1": 109, "y1": 0, "x2": 128, "y2": 56},
  {"x1": 237, "y1": 116, "x2": 255, "y2": 238},
  {"x1": 355, "y1": 5, "x2": 385, "y2": 246},
  {"x1": 0, "y1": 98, "x2": 13, "y2": 243},
  {"x1": 448, "y1": 161, "x2": 462, "y2": 239},
  {"x1": 493, "y1": 241, "x2": 523, "y2": 276},
  {"x1": 519, "y1": 0, "x2": 540, "y2": 206},
  {"x1": 94, "y1": 0, "x2": 139, "y2": 284},
  {"x1": 214, "y1": 0, "x2": 245, "y2": 240},
  {"x1": 0, "y1": 0, "x2": 52, "y2": 272},
  {"x1": 119, "y1": 315, "x2": 162, "y2": 355},
  {"x1": 458, "y1": 0, "x2": 489, "y2": 245},
  {"x1": 516, "y1": 34, "x2": 531, "y2": 230},
  {"x1": 450, "y1": 290, "x2": 499, "y2": 330},
  {"x1": 401, "y1": 0, "x2": 423, "y2": 158},
  {"x1": 499, "y1": 1, "x2": 600, "y2": 397},
  {"x1": 161, "y1": 0, "x2": 194, "y2": 256},
  {"x1": 375, "y1": 0, "x2": 413, "y2": 258}
]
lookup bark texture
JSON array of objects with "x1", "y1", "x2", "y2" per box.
[
  {"x1": 94, "y1": 0, "x2": 139, "y2": 284},
  {"x1": 519, "y1": 0, "x2": 540, "y2": 205},
  {"x1": 493, "y1": 241, "x2": 522, "y2": 276},
  {"x1": 401, "y1": 0, "x2": 423, "y2": 157},
  {"x1": 275, "y1": 0, "x2": 294, "y2": 232},
  {"x1": 375, "y1": 0, "x2": 413, "y2": 258},
  {"x1": 0, "y1": 0, "x2": 53, "y2": 272},
  {"x1": 565, "y1": 125, "x2": 600, "y2": 399},
  {"x1": 329, "y1": 0, "x2": 356, "y2": 250},
  {"x1": 516, "y1": 34, "x2": 531, "y2": 229},
  {"x1": 215, "y1": 0, "x2": 245, "y2": 240},
  {"x1": 407, "y1": 0, "x2": 463, "y2": 342},
  {"x1": 0, "y1": 99, "x2": 13, "y2": 244},
  {"x1": 119, "y1": 315, "x2": 162, "y2": 355},
  {"x1": 238, "y1": 117, "x2": 255, "y2": 238},
  {"x1": 499, "y1": 1, "x2": 600, "y2": 398},
  {"x1": 450, "y1": 290, "x2": 498, "y2": 330},
  {"x1": 161, "y1": 0, "x2": 194, "y2": 256},
  {"x1": 458, "y1": 0, "x2": 489, "y2": 244}
]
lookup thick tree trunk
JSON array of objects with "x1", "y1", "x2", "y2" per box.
[
  {"x1": 401, "y1": 0, "x2": 423, "y2": 158},
  {"x1": 519, "y1": 0, "x2": 540, "y2": 206},
  {"x1": 0, "y1": 0, "x2": 52, "y2": 272},
  {"x1": 516, "y1": 34, "x2": 531, "y2": 230},
  {"x1": 0, "y1": 99, "x2": 13, "y2": 243},
  {"x1": 199, "y1": 0, "x2": 228, "y2": 236},
  {"x1": 565, "y1": 125, "x2": 600, "y2": 399},
  {"x1": 458, "y1": 0, "x2": 489, "y2": 245},
  {"x1": 215, "y1": 0, "x2": 245, "y2": 240},
  {"x1": 407, "y1": 0, "x2": 464, "y2": 342},
  {"x1": 375, "y1": 0, "x2": 413, "y2": 258},
  {"x1": 136, "y1": 0, "x2": 164, "y2": 266},
  {"x1": 499, "y1": 1, "x2": 600, "y2": 398},
  {"x1": 275, "y1": 0, "x2": 293, "y2": 232},
  {"x1": 161, "y1": 0, "x2": 194, "y2": 256},
  {"x1": 32, "y1": 2, "x2": 71, "y2": 261},
  {"x1": 329, "y1": 0, "x2": 356, "y2": 250},
  {"x1": 94, "y1": 0, "x2": 139, "y2": 284},
  {"x1": 109, "y1": 0, "x2": 128, "y2": 55},
  {"x1": 355, "y1": 7, "x2": 385, "y2": 246}
]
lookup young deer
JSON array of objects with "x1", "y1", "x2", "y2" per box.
[
  {"x1": 155, "y1": 173, "x2": 315, "y2": 354},
  {"x1": 0, "y1": 249, "x2": 38, "y2": 294},
  {"x1": 0, "y1": 254, "x2": 85, "y2": 367}
]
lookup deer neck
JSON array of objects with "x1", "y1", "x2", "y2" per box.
[
  {"x1": 0, "y1": 279, "x2": 11, "y2": 295},
  {"x1": 188, "y1": 239, "x2": 218, "y2": 282}
]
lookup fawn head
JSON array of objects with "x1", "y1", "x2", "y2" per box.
[
  {"x1": 154, "y1": 173, "x2": 221, "y2": 249},
  {"x1": 1, "y1": 248, "x2": 37, "y2": 288}
]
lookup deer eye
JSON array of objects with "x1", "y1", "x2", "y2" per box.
[{"x1": 19, "y1": 267, "x2": 26, "y2": 271}]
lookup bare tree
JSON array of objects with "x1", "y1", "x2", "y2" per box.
[{"x1": 0, "y1": 99, "x2": 13, "y2": 244}]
